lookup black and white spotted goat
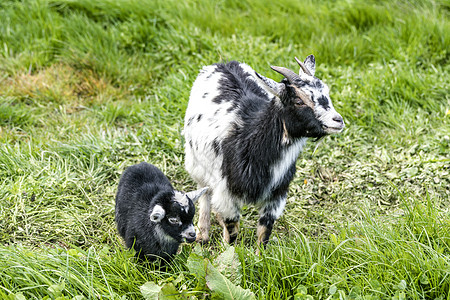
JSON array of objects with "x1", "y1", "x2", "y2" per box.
[
  {"x1": 115, "y1": 162, "x2": 208, "y2": 261},
  {"x1": 184, "y1": 55, "x2": 344, "y2": 246}
]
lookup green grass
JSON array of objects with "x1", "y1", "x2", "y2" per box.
[{"x1": 0, "y1": 0, "x2": 449, "y2": 299}]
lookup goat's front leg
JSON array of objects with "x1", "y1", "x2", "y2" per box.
[
  {"x1": 212, "y1": 189, "x2": 242, "y2": 244},
  {"x1": 257, "y1": 195, "x2": 287, "y2": 247},
  {"x1": 216, "y1": 213, "x2": 240, "y2": 244},
  {"x1": 196, "y1": 190, "x2": 211, "y2": 244}
]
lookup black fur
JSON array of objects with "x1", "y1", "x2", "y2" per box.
[
  {"x1": 317, "y1": 95, "x2": 330, "y2": 110},
  {"x1": 212, "y1": 61, "x2": 269, "y2": 107},
  {"x1": 214, "y1": 62, "x2": 326, "y2": 203},
  {"x1": 187, "y1": 116, "x2": 195, "y2": 126},
  {"x1": 115, "y1": 162, "x2": 195, "y2": 261}
]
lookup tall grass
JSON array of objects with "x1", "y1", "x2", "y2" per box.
[{"x1": 0, "y1": 0, "x2": 449, "y2": 298}]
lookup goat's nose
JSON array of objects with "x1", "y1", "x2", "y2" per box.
[
  {"x1": 185, "y1": 231, "x2": 196, "y2": 243},
  {"x1": 333, "y1": 115, "x2": 344, "y2": 124}
]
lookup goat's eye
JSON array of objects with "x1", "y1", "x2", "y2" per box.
[
  {"x1": 295, "y1": 98, "x2": 305, "y2": 107},
  {"x1": 168, "y1": 217, "x2": 180, "y2": 225}
]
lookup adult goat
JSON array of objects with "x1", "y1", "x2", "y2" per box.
[{"x1": 184, "y1": 56, "x2": 344, "y2": 246}]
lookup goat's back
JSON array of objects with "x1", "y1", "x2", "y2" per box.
[{"x1": 184, "y1": 62, "x2": 273, "y2": 188}]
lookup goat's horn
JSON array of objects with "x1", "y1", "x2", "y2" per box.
[
  {"x1": 270, "y1": 66, "x2": 301, "y2": 84},
  {"x1": 295, "y1": 57, "x2": 312, "y2": 76}
]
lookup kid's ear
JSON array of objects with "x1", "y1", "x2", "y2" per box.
[
  {"x1": 185, "y1": 187, "x2": 209, "y2": 203},
  {"x1": 150, "y1": 204, "x2": 165, "y2": 223}
]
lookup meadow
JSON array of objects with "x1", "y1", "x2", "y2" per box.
[{"x1": 0, "y1": 0, "x2": 449, "y2": 299}]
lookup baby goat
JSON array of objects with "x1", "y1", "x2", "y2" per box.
[
  {"x1": 115, "y1": 162, "x2": 207, "y2": 261},
  {"x1": 184, "y1": 56, "x2": 344, "y2": 246}
]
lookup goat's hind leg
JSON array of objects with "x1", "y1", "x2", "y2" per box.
[{"x1": 196, "y1": 189, "x2": 212, "y2": 243}]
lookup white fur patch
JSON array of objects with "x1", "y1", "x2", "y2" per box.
[
  {"x1": 272, "y1": 197, "x2": 287, "y2": 219},
  {"x1": 184, "y1": 62, "x2": 306, "y2": 220},
  {"x1": 267, "y1": 138, "x2": 307, "y2": 197},
  {"x1": 155, "y1": 225, "x2": 176, "y2": 246},
  {"x1": 184, "y1": 66, "x2": 237, "y2": 193},
  {"x1": 210, "y1": 180, "x2": 243, "y2": 220}
]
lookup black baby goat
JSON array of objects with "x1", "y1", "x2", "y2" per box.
[{"x1": 115, "y1": 162, "x2": 207, "y2": 261}]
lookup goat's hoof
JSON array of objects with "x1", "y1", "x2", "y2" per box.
[
  {"x1": 255, "y1": 245, "x2": 266, "y2": 256},
  {"x1": 222, "y1": 230, "x2": 239, "y2": 244},
  {"x1": 228, "y1": 233, "x2": 238, "y2": 244},
  {"x1": 255, "y1": 240, "x2": 269, "y2": 255}
]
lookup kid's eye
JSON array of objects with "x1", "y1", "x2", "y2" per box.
[{"x1": 168, "y1": 217, "x2": 180, "y2": 225}]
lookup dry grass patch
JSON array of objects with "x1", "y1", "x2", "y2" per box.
[{"x1": 0, "y1": 64, "x2": 126, "y2": 109}]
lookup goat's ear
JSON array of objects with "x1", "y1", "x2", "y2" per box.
[
  {"x1": 299, "y1": 55, "x2": 315, "y2": 77},
  {"x1": 173, "y1": 187, "x2": 208, "y2": 206},
  {"x1": 150, "y1": 204, "x2": 165, "y2": 223},
  {"x1": 185, "y1": 187, "x2": 209, "y2": 203},
  {"x1": 255, "y1": 72, "x2": 284, "y2": 98}
]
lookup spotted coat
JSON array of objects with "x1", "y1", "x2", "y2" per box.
[{"x1": 183, "y1": 56, "x2": 344, "y2": 245}]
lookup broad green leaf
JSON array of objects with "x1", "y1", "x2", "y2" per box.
[
  {"x1": 140, "y1": 282, "x2": 162, "y2": 300},
  {"x1": 11, "y1": 294, "x2": 27, "y2": 300},
  {"x1": 173, "y1": 273, "x2": 185, "y2": 286},
  {"x1": 369, "y1": 279, "x2": 382, "y2": 291},
  {"x1": 420, "y1": 274, "x2": 429, "y2": 285},
  {"x1": 206, "y1": 262, "x2": 255, "y2": 300},
  {"x1": 214, "y1": 246, "x2": 241, "y2": 284},
  {"x1": 160, "y1": 283, "x2": 181, "y2": 300},
  {"x1": 67, "y1": 249, "x2": 81, "y2": 257},
  {"x1": 294, "y1": 285, "x2": 313, "y2": 300},
  {"x1": 397, "y1": 280, "x2": 407, "y2": 291},
  {"x1": 403, "y1": 167, "x2": 419, "y2": 178},
  {"x1": 349, "y1": 286, "x2": 362, "y2": 298},
  {"x1": 48, "y1": 282, "x2": 65, "y2": 297},
  {"x1": 295, "y1": 285, "x2": 308, "y2": 295},
  {"x1": 392, "y1": 291, "x2": 406, "y2": 300},
  {"x1": 328, "y1": 285, "x2": 337, "y2": 295},
  {"x1": 187, "y1": 252, "x2": 208, "y2": 290},
  {"x1": 192, "y1": 244, "x2": 203, "y2": 255}
]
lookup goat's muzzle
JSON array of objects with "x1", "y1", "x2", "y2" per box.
[{"x1": 323, "y1": 113, "x2": 345, "y2": 134}]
